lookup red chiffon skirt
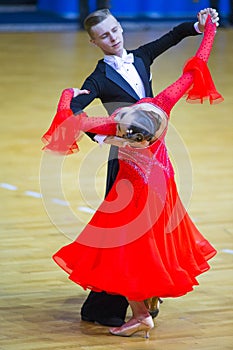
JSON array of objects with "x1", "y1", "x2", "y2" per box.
[{"x1": 53, "y1": 162, "x2": 216, "y2": 301}]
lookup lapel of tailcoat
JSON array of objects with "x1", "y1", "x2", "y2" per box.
[{"x1": 105, "y1": 55, "x2": 151, "y2": 100}]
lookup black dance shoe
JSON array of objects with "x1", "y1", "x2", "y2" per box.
[
  {"x1": 149, "y1": 308, "x2": 160, "y2": 318},
  {"x1": 146, "y1": 297, "x2": 163, "y2": 319}
]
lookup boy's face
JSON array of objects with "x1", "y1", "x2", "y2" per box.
[{"x1": 90, "y1": 15, "x2": 124, "y2": 57}]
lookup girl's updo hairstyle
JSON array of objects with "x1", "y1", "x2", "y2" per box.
[
  {"x1": 115, "y1": 103, "x2": 165, "y2": 143},
  {"x1": 124, "y1": 110, "x2": 161, "y2": 142}
]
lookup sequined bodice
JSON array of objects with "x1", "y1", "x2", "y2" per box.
[{"x1": 118, "y1": 132, "x2": 174, "y2": 184}]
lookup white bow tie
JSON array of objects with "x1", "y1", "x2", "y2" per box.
[{"x1": 114, "y1": 53, "x2": 134, "y2": 69}]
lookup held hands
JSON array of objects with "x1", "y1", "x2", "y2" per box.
[{"x1": 197, "y1": 8, "x2": 219, "y2": 32}]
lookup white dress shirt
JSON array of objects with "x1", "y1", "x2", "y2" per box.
[
  {"x1": 94, "y1": 49, "x2": 146, "y2": 144},
  {"x1": 104, "y1": 49, "x2": 146, "y2": 99}
]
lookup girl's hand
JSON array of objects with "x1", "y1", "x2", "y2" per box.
[
  {"x1": 72, "y1": 88, "x2": 90, "y2": 97},
  {"x1": 209, "y1": 8, "x2": 219, "y2": 26},
  {"x1": 197, "y1": 8, "x2": 219, "y2": 32}
]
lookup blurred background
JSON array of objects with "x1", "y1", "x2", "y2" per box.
[{"x1": 0, "y1": 0, "x2": 232, "y2": 31}]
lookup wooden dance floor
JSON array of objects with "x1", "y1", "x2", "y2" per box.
[{"x1": 0, "y1": 24, "x2": 232, "y2": 349}]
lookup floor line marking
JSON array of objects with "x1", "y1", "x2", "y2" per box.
[
  {"x1": 52, "y1": 198, "x2": 69, "y2": 206},
  {"x1": 78, "y1": 206, "x2": 95, "y2": 214},
  {"x1": 0, "y1": 182, "x2": 18, "y2": 190},
  {"x1": 221, "y1": 249, "x2": 233, "y2": 255},
  {"x1": 24, "y1": 190, "x2": 42, "y2": 198}
]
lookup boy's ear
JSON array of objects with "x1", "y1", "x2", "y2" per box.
[{"x1": 90, "y1": 40, "x2": 98, "y2": 47}]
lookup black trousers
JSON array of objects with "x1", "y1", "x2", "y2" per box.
[{"x1": 81, "y1": 146, "x2": 129, "y2": 320}]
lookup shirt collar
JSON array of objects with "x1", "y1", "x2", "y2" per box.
[{"x1": 104, "y1": 49, "x2": 134, "y2": 70}]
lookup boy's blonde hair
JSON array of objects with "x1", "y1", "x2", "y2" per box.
[{"x1": 84, "y1": 8, "x2": 113, "y2": 37}]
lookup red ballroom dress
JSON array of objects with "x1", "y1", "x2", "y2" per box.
[{"x1": 42, "y1": 18, "x2": 223, "y2": 301}]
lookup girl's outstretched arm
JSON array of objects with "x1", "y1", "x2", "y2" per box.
[{"x1": 142, "y1": 10, "x2": 222, "y2": 117}]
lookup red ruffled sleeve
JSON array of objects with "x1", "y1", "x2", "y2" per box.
[
  {"x1": 42, "y1": 89, "x2": 80, "y2": 154},
  {"x1": 183, "y1": 56, "x2": 224, "y2": 105},
  {"x1": 42, "y1": 89, "x2": 117, "y2": 155},
  {"x1": 42, "y1": 110, "x2": 117, "y2": 155},
  {"x1": 41, "y1": 109, "x2": 84, "y2": 154}
]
